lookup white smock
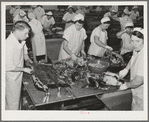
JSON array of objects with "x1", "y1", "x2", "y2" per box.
[
  {"x1": 120, "y1": 33, "x2": 134, "y2": 55},
  {"x1": 41, "y1": 15, "x2": 55, "y2": 30},
  {"x1": 6, "y1": 33, "x2": 28, "y2": 110},
  {"x1": 129, "y1": 48, "x2": 144, "y2": 110},
  {"x1": 58, "y1": 24, "x2": 87, "y2": 60},
  {"x1": 88, "y1": 26, "x2": 108, "y2": 57},
  {"x1": 62, "y1": 12, "x2": 76, "y2": 29},
  {"x1": 29, "y1": 19, "x2": 47, "y2": 62}
]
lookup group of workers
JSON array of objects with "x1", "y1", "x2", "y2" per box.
[{"x1": 6, "y1": 5, "x2": 144, "y2": 111}]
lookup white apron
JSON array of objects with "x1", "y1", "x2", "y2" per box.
[
  {"x1": 130, "y1": 48, "x2": 144, "y2": 110},
  {"x1": 5, "y1": 33, "x2": 27, "y2": 110},
  {"x1": 29, "y1": 19, "x2": 47, "y2": 63}
]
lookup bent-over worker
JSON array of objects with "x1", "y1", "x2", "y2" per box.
[
  {"x1": 88, "y1": 17, "x2": 113, "y2": 59},
  {"x1": 58, "y1": 13, "x2": 87, "y2": 61}
]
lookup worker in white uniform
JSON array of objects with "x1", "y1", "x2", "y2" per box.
[
  {"x1": 28, "y1": 13, "x2": 47, "y2": 63},
  {"x1": 33, "y1": 5, "x2": 45, "y2": 22},
  {"x1": 104, "y1": 7, "x2": 119, "y2": 21},
  {"x1": 58, "y1": 13, "x2": 87, "y2": 61},
  {"x1": 41, "y1": 11, "x2": 55, "y2": 34},
  {"x1": 116, "y1": 22, "x2": 134, "y2": 55},
  {"x1": 119, "y1": 8, "x2": 133, "y2": 30},
  {"x1": 13, "y1": 10, "x2": 29, "y2": 23},
  {"x1": 6, "y1": 21, "x2": 33, "y2": 110},
  {"x1": 75, "y1": 6, "x2": 85, "y2": 17},
  {"x1": 88, "y1": 17, "x2": 113, "y2": 59},
  {"x1": 62, "y1": 5, "x2": 76, "y2": 29},
  {"x1": 28, "y1": 5, "x2": 37, "y2": 14},
  {"x1": 13, "y1": 5, "x2": 21, "y2": 18},
  {"x1": 119, "y1": 27, "x2": 144, "y2": 111},
  {"x1": 130, "y1": 6, "x2": 140, "y2": 22}
]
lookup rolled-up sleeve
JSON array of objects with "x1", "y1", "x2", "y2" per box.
[{"x1": 6, "y1": 42, "x2": 16, "y2": 71}]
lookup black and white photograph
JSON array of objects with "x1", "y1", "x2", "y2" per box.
[{"x1": 1, "y1": 0, "x2": 148, "y2": 121}]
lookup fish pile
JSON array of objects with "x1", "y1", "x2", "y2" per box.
[
  {"x1": 105, "y1": 51, "x2": 127, "y2": 68},
  {"x1": 31, "y1": 63, "x2": 71, "y2": 99},
  {"x1": 31, "y1": 57, "x2": 124, "y2": 102}
]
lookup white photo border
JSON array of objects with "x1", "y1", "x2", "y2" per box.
[{"x1": 1, "y1": 1, "x2": 148, "y2": 121}]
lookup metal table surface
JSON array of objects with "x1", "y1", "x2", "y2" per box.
[{"x1": 22, "y1": 73, "x2": 123, "y2": 108}]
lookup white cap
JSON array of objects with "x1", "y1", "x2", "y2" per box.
[
  {"x1": 46, "y1": 11, "x2": 53, "y2": 16},
  {"x1": 67, "y1": 5, "x2": 73, "y2": 10},
  {"x1": 110, "y1": 8, "x2": 117, "y2": 13},
  {"x1": 123, "y1": 9, "x2": 131, "y2": 15},
  {"x1": 125, "y1": 22, "x2": 134, "y2": 28},
  {"x1": 100, "y1": 17, "x2": 110, "y2": 24},
  {"x1": 132, "y1": 5, "x2": 138, "y2": 9},
  {"x1": 19, "y1": 10, "x2": 26, "y2": 16},
  {"x1": 74, "y1": 13, "x2": 84, "y2": 21},
  {"x1": 28, "y1": 13, "x2": 35, "y2": 20},
  {"x1": 133, "y1": 27, "x2": 144, "y2": 34}
]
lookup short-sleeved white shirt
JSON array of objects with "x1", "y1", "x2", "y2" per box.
[
  {"x1": 62, "y1": 12, "x2": 76, "y2": 29},
  {"x1": 41, "y1": 15, "x2": 55, "y2": 30},
  {"x1": 58, "y1": 24, "x2": 87, "y2": 60},
  {"x1": 120, "y1": 33, "x2": 134, "y2": 55},
  {"x1": 88, "y1": 26, "x2": 108, "y2": 57}
]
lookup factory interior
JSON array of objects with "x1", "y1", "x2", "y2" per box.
[{"x1": 5, "y1": 4, "x2": 144, "y2": 111}]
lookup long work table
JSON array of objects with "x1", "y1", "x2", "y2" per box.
[{"x1": 22, "y1": 73, "x2": 132, "y2": 110}]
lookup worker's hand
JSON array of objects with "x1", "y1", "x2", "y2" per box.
[
  {"x1": 81, "y1": 50, "x2": 86, "y2": 59},
  {"x1": 105, "y1": 45, "x2": 113, "y2": 51},
  {"x1": 71, "y1": 54, "x2": 77, "y2": 61},
  {"x1": 112, "y1": 52, "x2": 123, "y2": 60},
  {"x1": 119, "y1": 68, "x2": 128, "y2": 79},
  {"x1": 25, "y1": 58, "x2": 33, "y2": 67},
  {"x1": 119, "y1": 83, "x2": 128, "y2": 90},
  {"x1": 24, "y1": 68, "x2": 34, "y2": 74}
]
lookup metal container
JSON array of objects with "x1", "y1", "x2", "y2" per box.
[{"x1": 87, "y1": 59, "x2": 110, "y2": 74}]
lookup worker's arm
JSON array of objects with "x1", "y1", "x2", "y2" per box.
[
  {"x1": 94, "y1": 35, "x2": 113, "y2": 50},
  {"x1": 116, "y1": 29, "x2": 126, "y2": 38},
  {"x1": 63, "y1": 39, "x2": 73, "y2": 56},
  {"x1": 80, "y1": 41, "x2": 86, "y2": 58},
  {"x1": 94, "y1": 35, "x2": 107, "y2": 48},
  {"x1": 126, "y1": 75, "x2": 143, "y2": 89},
  {"x1": 63, "y1": 39, "x2": 77, "y2": 60},
  {"x1": 23, "y1": 44, "x2": 33, "y2": 66}
]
